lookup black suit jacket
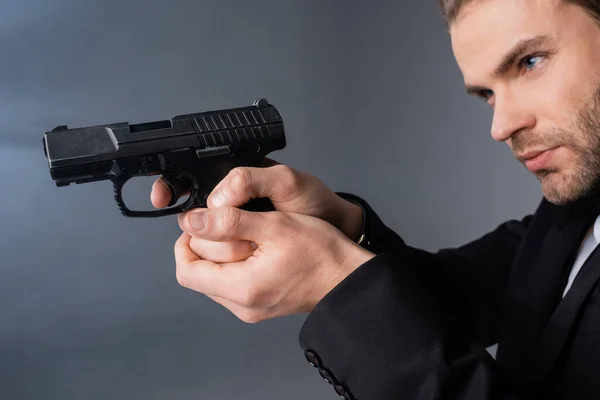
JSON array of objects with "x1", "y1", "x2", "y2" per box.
[{"x1": 298, "y1": 192, "x2": 600, "y2": 399}]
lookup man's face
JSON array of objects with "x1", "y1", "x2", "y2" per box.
[{"x1": 450, "y1": 0, "x2": 600, "y2": 205}]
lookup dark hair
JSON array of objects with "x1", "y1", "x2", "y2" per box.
[{"x1": 437, "y1": 0, "x2": 600, "y2": 27}]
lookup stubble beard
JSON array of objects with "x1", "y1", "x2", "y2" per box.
[{"x1": 536, "y1": 84, "x2": 600, "y2": 205}]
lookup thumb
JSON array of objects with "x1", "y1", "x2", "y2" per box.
[
  {"x1": 183, "y1": 206, "x2": 270, "y2": 242},
  {"x1": 207, "y1": 165, "x2": 288, "y2": 209}
]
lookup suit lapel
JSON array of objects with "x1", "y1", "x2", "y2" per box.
[
  {"x1": 498, "y1": 200, "x2": 596, "y2": 391},
  {"x1": 527, "y1": 216, "x2": 600, "y2": 390},
  {"x1": 506, "y1": 203, "x2": 591, "y2": 351}
]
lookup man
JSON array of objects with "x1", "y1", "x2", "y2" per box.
[{"x1": 150, "y1": 0, "x2": 600, "y2": 398}]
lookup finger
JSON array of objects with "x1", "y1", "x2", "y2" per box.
[
  {"x1": 174, "y1": 232, "x2": 201, "y2": 264},
  {"x1": 178, "y1": 208, "x2": 208, "y2": 234},
  {"x1": 207, "y1": 164, "x2": 295, "y2": 209},
  {"x1": 151, "y1": 177, "x2": 172, "y2": 208},
  {"x1": 174, "y1": 233, "x2": 248, "y2": 299},
  {"x1": 181, "y1": 206, "x2": 276, "y2": 242},
  {"x1": 189, "y1": 236, "x2": 257, "y2": 263},
  {"x1": 151, "y1": 177, "x2": 192, "y2": 209}
]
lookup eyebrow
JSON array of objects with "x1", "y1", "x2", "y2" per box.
[{"x1": 464, "y1": 35, "x2": 555, "y2": 96}]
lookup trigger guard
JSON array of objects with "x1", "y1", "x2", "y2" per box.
[
  {"x1": 111, "y1": 176, "x2": 187, "y2": 218},
  {"x1": 179, "y1": 189, "x2": 206, "y2": 212}
]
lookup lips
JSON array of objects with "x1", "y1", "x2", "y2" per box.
[
  {"x1": 520, "y1": 147, "x2": 559, "y2": 172},
  {"x1": 517, "y1": 149, "x2": 549, "y2": 162}
]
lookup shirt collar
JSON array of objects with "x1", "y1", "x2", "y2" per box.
[{"x1": 593, "y1": 214, "x2": 600, "y2": 243}]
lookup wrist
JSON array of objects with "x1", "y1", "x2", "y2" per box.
[
  {"x1": 341, "y1": 244, "x2": 375, "y2": 276},
  {"x1": 308, "y1": 240, "x2": 374, "y2": 313}
]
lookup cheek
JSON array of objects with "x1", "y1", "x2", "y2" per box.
[
  {"x1": 548, "y1": 47, "x2": 600, "y2": 116},
  {"x1": 554, "y1": 146, "x2": 579, "y2": 166},
  {"x1": 537, "y1": 68, "x2": 580, "y2": 121},
  {"x1": 519, "y1": 58, "x2": 591, "y2": 135}
]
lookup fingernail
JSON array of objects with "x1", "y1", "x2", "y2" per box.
[
  {"x1": 250, "y1": 241, "x2": 258, "y2": 250},
  {"x1": 190, "y1": 212, "x2": 206, "y2": 231},
  {"x1": 210, "y1": 191, "x2": 225, "y2": 207}
]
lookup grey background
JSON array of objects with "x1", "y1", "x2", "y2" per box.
[{"x1": 0, "y1": 1, "x2": 543, "y2": 399}]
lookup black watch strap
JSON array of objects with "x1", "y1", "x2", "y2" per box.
[{"x1": 335, "y1": 192, "x2": 372, "y2": 251}]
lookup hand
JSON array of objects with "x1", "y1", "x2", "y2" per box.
[
  {"x1": 151, "y1": 160, "x2": 364, "y2": 242},
  {"x1": 174, "y1": 206, "x2": 375, "y2": 322}
]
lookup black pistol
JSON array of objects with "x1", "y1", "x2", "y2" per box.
[{"x1": 42, "y1": 98, "x2": 286, "y2": 217}]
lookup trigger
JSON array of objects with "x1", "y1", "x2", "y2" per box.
[
  {"x1": 166, "y1": 183, "x2": 179, "y2": 207},
  {"x1": 162, "y1": 173, "x2": 187, "y2": 207}
]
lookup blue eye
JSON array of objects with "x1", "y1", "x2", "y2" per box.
[
  {"x1": 479, "y1": 89, "x2": 493, "y2": 102},
  {"x1": 522, "y1": 55, "x2": 543, "y2": 70}
]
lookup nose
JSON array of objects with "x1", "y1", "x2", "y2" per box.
[{"x1": 490, "y1": 92, "x2": 536, "y2": 142}]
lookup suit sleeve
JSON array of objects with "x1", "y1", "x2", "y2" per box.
[{"x1": 297, "y1": 193, "x2": 534, "y2": 400}]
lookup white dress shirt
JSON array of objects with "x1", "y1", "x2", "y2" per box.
[{"x1": 562, "y1": 214, "x2": 600, "y2": 297}]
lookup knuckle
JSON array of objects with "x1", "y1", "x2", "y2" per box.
[
  {"x1": 188, "y1": 236, "x2": 203, "y2": 255},
  {"x1": 174, "y1": 237, "x2": 184, "y2": 259},
  {"x1": 216, "y1": 207, "x2": 241, "y2": 233},
  {"x1": 237, "y1": 309, "x2": 263, "y2": 324},
  {"x1": 174, "y1": 239, "x2": 190, "y2": 288},
  {"x1": 229, "y1": 167, "x2": 252, "y2": 193},
  {"x1": 274, "y1": 164, "x2": 300, "y2": 190},
  {"x1": 237, "y1": 284, "x2": 262, "y2": 308},
  {"x1": 175, "y1": 271, "x2": 188, "y2": 288}
]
